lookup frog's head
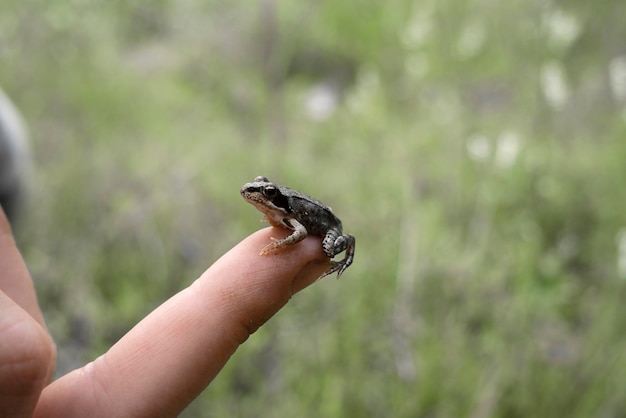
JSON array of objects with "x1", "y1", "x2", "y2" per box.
[{"x1": 240, "y1": 176, "x2": 291, "y2": 225}]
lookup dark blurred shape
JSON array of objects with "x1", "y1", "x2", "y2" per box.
[{"x1": 0, "y1": 88, "x2": 31, "y2": 226}]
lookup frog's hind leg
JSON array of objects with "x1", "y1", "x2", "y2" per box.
[{"x1": 319, "y1": 233, "x2": 355, "y2": 280}]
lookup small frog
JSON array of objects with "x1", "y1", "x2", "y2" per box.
[{"x1": 240, "y1": 176, "x2": 355, "y2": 279}]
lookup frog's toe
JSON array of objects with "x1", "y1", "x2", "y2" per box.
[
  {"x1": 316, "y1": 260, "x2": 348, "y2": 281},
  {"x1": 260, "y1": 241, "x2": 279, "y2": 255}
]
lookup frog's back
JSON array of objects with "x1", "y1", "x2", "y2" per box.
[{"x1": 287, "y1": 192, "x2": 343, "y2": 236}]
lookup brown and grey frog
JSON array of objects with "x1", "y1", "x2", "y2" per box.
[{"x1": 240, "y1": 176, "x2": 355, "y2": 279}]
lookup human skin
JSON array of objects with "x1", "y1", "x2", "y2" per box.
[{"x1": 0, "y1": 209, "x2": 331, "y2": 417}]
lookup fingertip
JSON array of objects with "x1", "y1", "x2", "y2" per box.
[
  {"x1": 220, "y1": 227, "x2": 330, "y2": 293},
  {"x1": 291, "y1": 258, "x2": 333, "y2": 293},
  {"x1": 196, "y1": 227, "x2": 330, "y2": 327}
]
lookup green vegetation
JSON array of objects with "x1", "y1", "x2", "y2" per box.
[{"x1": 3, "y1": 0, "x2": 626, "y2": 416}]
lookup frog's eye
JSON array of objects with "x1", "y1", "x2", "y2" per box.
[{"x1": 263, "y1": 185, "x2": 278, "y2": 199}]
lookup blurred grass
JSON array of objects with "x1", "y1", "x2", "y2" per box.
[{"x1": 3, "y1": 0, "x2": 626, "y2": 416}]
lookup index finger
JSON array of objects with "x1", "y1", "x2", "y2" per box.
[{"x1": 35, "y1": 227, "x2": 331, "y2": 418}]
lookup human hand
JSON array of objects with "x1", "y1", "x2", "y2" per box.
[{"x1": 0, "y1": 209, "x2": 331, "y2": 417}]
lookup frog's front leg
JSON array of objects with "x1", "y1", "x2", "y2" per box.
[{"x1": 260, "y1": 218, "x2": 308, "y2": 255}]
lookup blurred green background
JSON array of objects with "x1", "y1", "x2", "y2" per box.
[{"x1": 3, "y1": 0, "x2": 626, "y2": 416}]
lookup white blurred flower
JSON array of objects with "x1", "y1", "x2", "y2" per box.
[
  {"x1": 305, "y1": 83, "x2": 339, "y2": 122},
  {"x1": 540, "y1": 62, "x2": 570, "y2": 110},
  {"x1": 543, "y1": 9, "x2": 581, "y2": 51},
  {"x1": 609, "y1": 55, "x2": 626, "y2": 104},
  {"x1": 495, "y1": 131, "x2": 521, "y2": 168},
  {"x1": 456, "y1": 20, "x2": 486, "y2": 59},
  {"x1": 466, "y1": 134, "x2": 491, "y2": 162},
  {"x1": 401, "y1": 12, "x2": 432, "y2": 48}
]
